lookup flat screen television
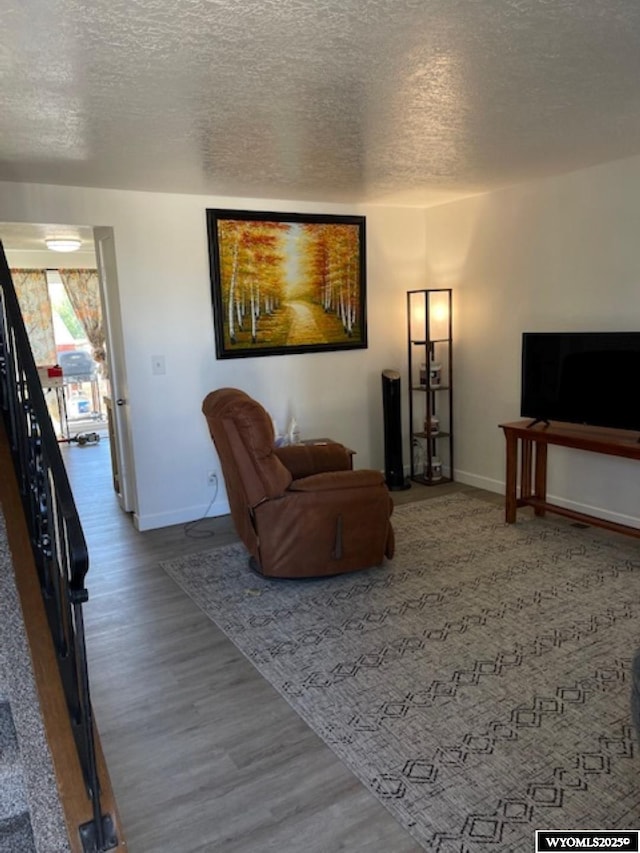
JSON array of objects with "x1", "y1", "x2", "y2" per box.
[{"x1": 520, "y1": 331, "x2": 640, "y2": 432}]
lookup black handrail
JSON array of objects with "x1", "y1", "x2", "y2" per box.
[{"x1": 0, "y1": 242, "x2": 117, "y2": 852}]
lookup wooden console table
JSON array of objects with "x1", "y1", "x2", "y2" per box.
[{"x1": 499, "y1": 419, "x2": 640, "y2": 539}]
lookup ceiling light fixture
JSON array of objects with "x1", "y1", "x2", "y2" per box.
[{"x1": 45, "y1": 237, "x2": 82, "y2": 252}]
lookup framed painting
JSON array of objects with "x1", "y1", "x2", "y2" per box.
[{"x1": 206, "y1": 209, "x2": 367, "y2": 359}]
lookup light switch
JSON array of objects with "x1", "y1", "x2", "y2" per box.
[{"x1": 151, "y1": 355, "x2": 166, "y2": 375}]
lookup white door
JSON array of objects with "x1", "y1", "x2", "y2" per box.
[{"x1": 93, "y1": 227, "x2": 136, "y2": 514}]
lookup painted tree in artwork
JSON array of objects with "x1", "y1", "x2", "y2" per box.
[
  {"x1": 217, "y1": 220, "x2": 287, "y2": 344},
  {"x1": 217, "y1": 219, "x2": 242, "y2": 343},
  {"x1": 300, "y1": 223, "x2": 362, "y2": 337},
  {"x1": 331, "y1": 224, "x2": 360, "y2": 336}
]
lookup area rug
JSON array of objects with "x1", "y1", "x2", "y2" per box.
[{"x1": 160, "y1": 493, "x2": 640, "y2": 851}]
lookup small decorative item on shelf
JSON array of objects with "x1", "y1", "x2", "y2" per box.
[
  {"x1": 425, "y1": 456, "x2": 443, "y2": 482},
  {"x1": 424, "y1": 415, "x2": 439, "y2": 435},
  {"x1": 429, "y1": 363, "x2": 442, "y2": 388},
  {"x1": 419, "y1": 363, "x2": 427, "y2": 386},
  {"x1": 287, "y1": 416, "x2": 301, "y2": 445},
  {"x1": 271, "y1": 415, "x2": 287, "y2": 446}
]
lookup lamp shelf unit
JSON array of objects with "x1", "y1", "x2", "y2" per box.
[
  {"x1": 410, "y1": 384, "x2": 452, "y2": 392},
  {"x1": 407, "y1": 288, "x2": 453, "y2": 486},
  {"x1": 411, "y1": 429, "x2": 451, "y2": 440}
]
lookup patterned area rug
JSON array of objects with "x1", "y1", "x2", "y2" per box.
[{"x1": 160, "y1": 493, "x2": 640, "y2": 851}]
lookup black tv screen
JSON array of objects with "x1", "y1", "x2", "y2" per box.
[{"x1": 520, "y1": 332, "x2": 640, "y2": 432}]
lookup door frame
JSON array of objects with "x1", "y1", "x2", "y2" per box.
[{"x1": 93, "y1": 227, "x2": 137, "y2": 515}]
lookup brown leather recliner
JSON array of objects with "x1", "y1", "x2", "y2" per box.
[{"x1": 202, "y1": 388, "x2": 394, "y2": 579}]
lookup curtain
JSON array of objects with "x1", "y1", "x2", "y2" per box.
[
  {"x1": 10, "y1": 268, "x2": 57, "y2": 365},
  {"x1": 58, "y1": 269, "x2": 107, "y2": 377}
]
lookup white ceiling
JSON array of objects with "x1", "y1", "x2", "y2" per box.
[{"x1": 3, "y1": 0, "x2": 640, "y2": 211}]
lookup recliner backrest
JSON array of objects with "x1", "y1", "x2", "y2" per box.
[{"x1": 202, "y1": 388, "x2": 292, "y2": 534}]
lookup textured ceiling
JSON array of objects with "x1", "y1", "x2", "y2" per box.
[{"x1": 2, "y1": 0, "x2": 640, "y2": 206}]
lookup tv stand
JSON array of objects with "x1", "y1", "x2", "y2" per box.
[{"x1": 499, "y1": 419, "x2": 640, "y2": 540}]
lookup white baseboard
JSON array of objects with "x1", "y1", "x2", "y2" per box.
[
  {"x1": 454, "y1": 469, "x2": 640, "y2": 529},
  {"x1": 533, "y1": 493, "x2": 640, "y2": 529},
  {"x1": 133, "y1": 473, "x2": 640, "y2": 532},
  {"x1": 134, "y1": 498, "x2": 230, "y2": 532},
  {"x1": 454, "y1": 469, "x2": 504, "y2": 494}
]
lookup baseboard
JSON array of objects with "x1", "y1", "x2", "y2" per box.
[
  {"x1": 536, "y1": 493, "x2": 640, "y2": 530},
  {"x1": 453, "y1": 469, "x2": 504, "y2": 494},
  {"x1": 134, "y1": 473, "x2": 640, "y2": 532},
  {"x1": 134, "y1": 498, "x2": 231, "y2": 532},
  {"x1": 455, "y1": 469, "x2": 640, "y2": 530}
]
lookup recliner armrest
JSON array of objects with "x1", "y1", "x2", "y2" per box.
[
  {"x1": 274, "y1": 443, "x2": 352, "y2": 478},
  {"x1": 288, "y1": 469, "x2": 385, "y2": 492}
]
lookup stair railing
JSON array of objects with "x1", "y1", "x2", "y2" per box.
[{"x1": 0, "y1": 241, "x2": 117, "y2": 852}]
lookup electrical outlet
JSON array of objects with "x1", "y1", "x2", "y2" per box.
[{"x1": 207, "y1": 471, "x2": 218, "y2": 486}]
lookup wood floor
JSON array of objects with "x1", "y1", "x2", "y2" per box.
[{"x1": 61, "y1": 440, "x2": 495, "y2": 853}]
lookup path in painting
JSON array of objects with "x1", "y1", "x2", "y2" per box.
[{"x1": 284, "y1": 300, "x2": 328, "y2": 345}]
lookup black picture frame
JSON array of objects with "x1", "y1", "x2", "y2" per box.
[{"x1": 206, "y1": 208, "x2": 367, "y2": 359}]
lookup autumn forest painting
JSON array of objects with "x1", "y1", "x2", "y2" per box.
[{"x1": 207, "y1": 210, "x2": 367, "y2": 358}]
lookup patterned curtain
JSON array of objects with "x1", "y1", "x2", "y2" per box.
[
  {"x1": 58, "y1": 269, "x2": 107, "y2": 377},
  {"x1": 10, "y1": 269, "x2": 57, "y2": 365}
]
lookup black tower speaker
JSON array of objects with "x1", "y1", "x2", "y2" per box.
[{"x1": 381, "y1": 369, "x2": 410, "y2": 491}]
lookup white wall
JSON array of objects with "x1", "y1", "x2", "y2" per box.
[
  {"x1": 9, "y1": 155, "x2": 638, "y2": 533},
  {"x1": 423, "y1": 154, "x2": 640, "y2": 528},
  {"x1": 0, "y1": 182, "x2": 427, "y2": 529}
]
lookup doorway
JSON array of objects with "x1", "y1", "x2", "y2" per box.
[
  {"x1": 0, "y1": 221, "x2": 135, "y2": 516},
  {"x1": 45, "y1": 268, "x2": 108, "y2": 441}
]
